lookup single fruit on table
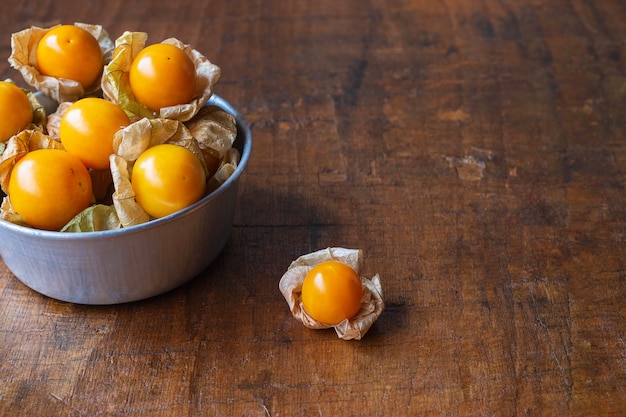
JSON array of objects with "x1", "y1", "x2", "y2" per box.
[
  {"x1": 36, "y1": 24, "x2": 103, "y2": 88},
  {"x1": 0, "y1": 81, "x2": 32, "y2": 142},
  {"x1": 59, "y1": 97, "x2": 131, "y2": 170},
  {"x1": 131, "y1": 143, "x2": 207, "y2": 218},
  {"x1": 129, "y1": 43, "x2": 196, "y2": 111},
  {"x1": 8, "y1": 149, "x2": 93, "y2": 231},
  {"x1": 301, "y1": 261, "x2": 365, "y2": 325}
]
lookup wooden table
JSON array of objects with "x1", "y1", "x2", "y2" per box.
[{"x1": 1, "y1": 1, "x2": 625, "y2": 415}]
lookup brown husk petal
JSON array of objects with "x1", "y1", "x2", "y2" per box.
[
  {"x1": 9, "y1": 23, "x2": 114, "y2": 103},
  {"x1": 186, "y1": 106, "x2": 240, "y2": 192},
  {"x1": 45, "y1": 101, "x2": 72, "y2": 139},
  {"x1": 187, "y1": 106, "x2": 237, "y2": 158},
  {"x1": 109, "y1": 154, "x2": 149, "y2": 228},
  {"x1": 279, "y1": 247, "x2": 385, "y2": 340}
]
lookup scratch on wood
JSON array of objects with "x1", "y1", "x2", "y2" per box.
[
  {"x1": 318, "y1": 170, "x2": 347, "y2": 184},
  {"x1": 445, "y1": 155, "x2": 485, "y2": 181},
  {"x1": 527, "y1": 282, "x2": 573, "y2": 403},
  {"x1": 50, "y1": 392, "x2": 87, "y2": 416},
  {"x1": 261, "y1": 402, "x2": 272, "y2": 417},
  {"x1": 438, "y1": 108, "x2": 470, "y2": 122}
]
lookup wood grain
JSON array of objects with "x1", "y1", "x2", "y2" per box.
[{"x1": 1, "y1": 0, "x2": 625, "y2": 416}]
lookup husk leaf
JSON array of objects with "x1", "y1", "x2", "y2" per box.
[{"x1": 61, "y1": 204, "x2": 122, "y2": 232}]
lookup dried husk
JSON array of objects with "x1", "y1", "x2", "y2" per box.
[
  {"x1": 186, "y1": 106, "x2": 237, "y2": 158},
  {"x1": 0, "y1": 195, "x2": 28, "y2": 226},
  {"x1": 109, "y1": 154, "x2": 149, "y2": 228},
  {"x1": 102, "y1": 31, "x2": 221, "y2": 122},
  {"x1": 9, "y1": 23, "x2": 114, "y2": 103},
  {"x1": 45, "y1": 101, "x2": 73, "y2": 139},
  {"x1": 61, "y1": 204, "x2": 121, "y2": 232},
  {"x1": 186, "y1": 105, "x2": 240, "y2": 193},
  {"x1": 279, "y1": 247, "x2": 385, "y2": 340},
  {"x1": 109, "y1": 118, "x2": 199, "y2": 227},
  {"x1": 108, "y1": 115, "x2": 238, "y2": 228},
  {"x1": 207, "y1": 148, "x2": 240, "y2": 193},
  {"x1": 23, "y1": 80, "x2": 48, "y2": 133}
]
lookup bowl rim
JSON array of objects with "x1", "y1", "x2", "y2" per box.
[{"x1": 0, "y1": 94, "x2": 252, "y2": 241}]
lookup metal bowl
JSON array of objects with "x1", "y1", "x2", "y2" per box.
[{"x1": 0, "y1": 95, "x2": 251, "y2": 305}]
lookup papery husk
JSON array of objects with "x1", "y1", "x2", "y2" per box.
[
  {"x1": 9, "y1": 23, "x2": 114, "y2": 103},
  {"x1": 112, "y1": 117, "x2": 201, "y2": 163},
  {"x1": 0, "y1": 195, "x2": 29, "y2": 226},
  {"x1": 186, "y1": 106, "x2": 240, "y2": 193},
  {"x1": 206, "y1": 148, "x2": 240, "y2": 193},
  {"x1": 109, "y1": 117, "x2": 207, "y2": 228},
  {"x1": 109, "y1": 154, "x2": 149, "y2": 228},
  {"x1": 279, "y1": 247, "x2": 385, "y2": 341},
  {"x1": 20, "y1": 79, "x2": 48, "y2": 133},
  {"x1": 45, "y1": 101, "x2": 72, "y2": 139},
  {"x1": 61, "y1": 204, "x2": 122, "y2": 232},
  {"x1": 186, "y1": 106, "x2": 237, "y2": 158},
  {"x1": 102, "y1": 31, "x2": 221, "y2": 122}
]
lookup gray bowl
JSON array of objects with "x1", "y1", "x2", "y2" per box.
[{"x1": 0, "y1": 95, "x2": 251, "y2": 304}]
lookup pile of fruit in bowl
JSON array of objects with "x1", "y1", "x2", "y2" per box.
[{"x1": 0, "y1": 23, "x2": 251, "y2": 304}]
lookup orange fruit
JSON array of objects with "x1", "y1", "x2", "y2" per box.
[
  {"x1": 59, "y1": 97, "x2": 131, "y2": 170},
  {"x1": 0, "y1": 81, "x2": 32, "y2": 142},
  {"x1": 131, "y1": 143, "x2": 207, "y2": 218},
  {"x1": 9, "y1": 149, "x2": 93, "y2": 231},
  {"x1": 36, "y1": 24, "x2": 104, "y2": 88},
  {"x1": 301, "y1": 261, "x2": 365, "y2": 325},
  {"x1": 129, "y1": 43, "x2": 196, "y2": 111}
]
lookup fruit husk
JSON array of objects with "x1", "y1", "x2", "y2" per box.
[
  {"x1": 102, "y1": 31, "x2": 221, "y2": 122},
  {"x1": 279, "y1": 247, "x2": 385, "y2": 340},
  {"x1": 61, "y1": 204, "x2": 121, "y2": 232},
  {"x1": 109, "y1": 115, "x2": 239, "y2": 228},
  {"x1": 186, "y1": 105, "x2": 240, "y2": 193},
  {"x1": 187, "y1": 105, "x2": 237, "y2": 156},
  {"x1": 9, "y1": 23, "x2": 114, "y2": 103}
]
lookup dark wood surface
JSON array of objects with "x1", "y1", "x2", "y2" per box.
[{"x1": 1, "y1": 1, "x2": 625, "y2": 415}]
